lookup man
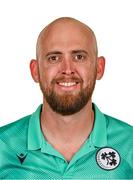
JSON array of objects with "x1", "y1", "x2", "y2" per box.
[{"x1": 0, "y1": 17, "x2": 133, "y2": 179}]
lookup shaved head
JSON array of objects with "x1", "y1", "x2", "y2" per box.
[{"x1": 36, "y1": 17, "x2": 98, "y2": 60}]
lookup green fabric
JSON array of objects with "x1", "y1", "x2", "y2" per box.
[{"x1": 0, "y1": 104, "x2": 133, "y2": 179}]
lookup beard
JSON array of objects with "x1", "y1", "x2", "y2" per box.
[{"x1": 39, "y1": 76, "x2": 96, "y2": 116}]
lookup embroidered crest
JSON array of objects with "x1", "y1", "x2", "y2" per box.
[{"x1": 96, "y1": 147, "x2": 120, "y2": 170}]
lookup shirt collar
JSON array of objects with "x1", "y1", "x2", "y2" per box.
[
  {"x1": 28, "y1": 103, "x2": 107, "y2": 151},
  {"x1": 90, "y1": 103, "x2": 107, "y2": 147},
  {"x1": 28, "y1": 104, "x2": 43, "y2": 150}
]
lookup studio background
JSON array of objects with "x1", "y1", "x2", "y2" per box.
[{"x1": 0, "y1": 0, "x2": 133, "y2": 126}]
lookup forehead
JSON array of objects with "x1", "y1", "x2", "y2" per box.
[{"x1": 37, "y1": 19, "x2": 97, "y2": 55}]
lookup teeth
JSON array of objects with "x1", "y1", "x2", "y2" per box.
[{"x1": 59, "y1": 82, "x2": 76, "y2": 87}]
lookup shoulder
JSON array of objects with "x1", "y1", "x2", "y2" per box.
[
  {"x1": 0, "y1": 115, "x2": 31, "y2": 133},
  {"x1": 105, "y1": 114, "x2": 133, "y2": 157},
  {"x1": 105, "y1": 114, "x2": 133, "y2": 134},
  {"x1": 0, "y1": 115, "x2": 31, "y2": 145}
]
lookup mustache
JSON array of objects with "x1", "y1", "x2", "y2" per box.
[{"x1": 51, "y1": 76, "x2": 83, "y2": 84}]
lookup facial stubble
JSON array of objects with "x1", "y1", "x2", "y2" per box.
[{"x1": 39, "y1": 75, "x2": 96, "y2": 115}]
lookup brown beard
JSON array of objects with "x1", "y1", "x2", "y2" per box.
[{"x1": 39, "y1": 76, "x2": 96, "y2": 115}]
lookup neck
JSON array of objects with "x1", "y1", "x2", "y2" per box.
[{"x1": 41, "y1": 100, "x2": 94, "y2": 161}]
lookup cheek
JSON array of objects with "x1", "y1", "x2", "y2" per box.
[
  {"x1": 79, "y1": 67, "x2": 96, "y2": 87},
  {"x1": 39, "y1": 64, "x2": 58, "y2": 87}
]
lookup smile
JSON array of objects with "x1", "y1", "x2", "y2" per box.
[{"x1": 58, "y1": 82, "x2": 77, "y2": 87}]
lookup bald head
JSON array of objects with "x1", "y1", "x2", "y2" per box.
[
  {"x1": 30, "y1": 17, "x2": 105, "y2": 116},
  {"x1": 36, "y1": 17, "x2": 98, "y2": 60}
]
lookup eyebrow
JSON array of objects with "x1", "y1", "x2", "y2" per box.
[
  {"x1": 71, "y1": 50, "x2": 88, "y2": 55},
  {"x1": 46, "y1": 51, "x2": 62, "y2": 57},
  {"x1": 45, "y1": 49, "x2": 89, "y2": 57}
]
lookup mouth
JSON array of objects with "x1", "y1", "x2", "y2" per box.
[
  {"x1": 57, "y1": 82, "x2": 78, "y2": 87},
  {"x1": 52, "y1": 77, "x2": 82, "y2": 92},
  {"x1": 54, "y1": 78, "x2": 81, "y2": 92}
]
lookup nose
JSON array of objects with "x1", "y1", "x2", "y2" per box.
[{"x1": 60, "y1": 57, "x2": 75, "y2": 75}]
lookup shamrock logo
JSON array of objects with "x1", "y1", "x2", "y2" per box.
[
  {"x1": 96, "y1": 147, "x2": 120, "y2": 170},
  {"x1": 101, "y1": 151, "x2": 117, "y2": 166}
]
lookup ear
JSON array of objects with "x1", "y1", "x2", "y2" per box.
[
  {"x1": 96, "y1": 56, "x2": 105, "y2": 80},
  {"x1": 30, "y1": 59, "x2": 39, "y2": 83}
]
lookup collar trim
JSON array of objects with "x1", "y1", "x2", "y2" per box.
[
  {"x1": 28, "y1": 105, "x2": 43, "y2": 150},
  {"x1": 90, "y1": 104, "x2": 107, "y2": 147}
]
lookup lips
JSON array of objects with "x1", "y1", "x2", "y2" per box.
[
  {"x1": 57, "y1": 82, "x2": 77, "y2": 87},
  {"x1": 54, "y1": 77, "x2": 82, "y2": 89}
]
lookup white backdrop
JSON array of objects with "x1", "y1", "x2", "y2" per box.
[{"x1": 0, "y1": 0, "x2": 133, "y2": 126}]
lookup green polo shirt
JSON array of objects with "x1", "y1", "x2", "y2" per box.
[{"x1": 0, "y1": 104, "x2": 133, "y2": 179}]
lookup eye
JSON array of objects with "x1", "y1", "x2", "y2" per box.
[
  {"x1": 47, "y1": 55, "x2": 60, "y2": 63},
  {"x1": 74, "y1": 53, "x2": 86, "y2": 62}
]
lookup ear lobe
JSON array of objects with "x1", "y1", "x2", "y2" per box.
[
  {"x1": 96, "y1": 56, "x2": 105, "y2": 80},
  {"x1": 30, "y1": 59, "x2": 39, "y2": 83}
]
